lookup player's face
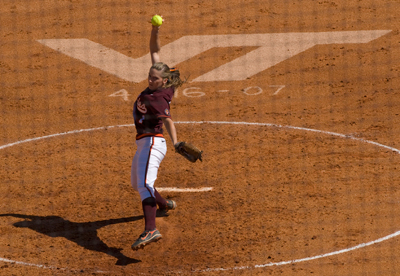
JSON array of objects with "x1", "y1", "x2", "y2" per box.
[{"x1": 148, "y1": 68, "x2": 167, "y2": 90}]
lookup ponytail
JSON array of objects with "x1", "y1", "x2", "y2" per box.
[{"x1": 151, "y1": 62, "x2": 186, "y2": 88}]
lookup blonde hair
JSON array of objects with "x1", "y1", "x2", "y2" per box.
[{"x1": 151, "y1": 62, "x2": 185, "y2": 88}]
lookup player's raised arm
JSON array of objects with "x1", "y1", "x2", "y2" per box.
[{"x1": 150, "y1": 16, "x2": 163, "y2": 65}]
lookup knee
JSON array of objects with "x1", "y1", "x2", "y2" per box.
[
  {"x1": 137, "y1": 186, "x2": 154, "y2": 201},
  {"x1": 142, "y1": 197, "x2": 156, "y2": 207}
]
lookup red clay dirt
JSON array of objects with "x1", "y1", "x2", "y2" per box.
[{"x1": 1, "y1": 0, "x2": 400, "y2": 275}]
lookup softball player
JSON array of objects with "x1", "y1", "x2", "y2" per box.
[{"x1": 131, "y1": 21, "x2": 185, "y2": 251}]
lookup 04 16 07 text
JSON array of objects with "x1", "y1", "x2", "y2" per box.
[
  {"x1": 109, "y1": 85, "x2": 285, "y2": 101},
  {"x1": 174, "y1": 85, "x2": 285, "y2": 98}
]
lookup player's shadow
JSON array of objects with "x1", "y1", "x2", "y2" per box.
[{"x1": 0, "y1": 213, "x2": 143, "y2": 266}]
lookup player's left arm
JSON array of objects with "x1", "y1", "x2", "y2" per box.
[
  {"x1": 162, "y1": 117, "x2": 178, "y2": 146},
  {"x1": 150, "y1": 25, "x2": 161, "y2": 65}
]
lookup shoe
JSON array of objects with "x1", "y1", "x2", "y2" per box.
[
  {"x1": 156, "y1": 199, "x2": 177, "y2": 217},
  {"x1": 131, "y1": 229, "x2": 162, "y2": 251}
]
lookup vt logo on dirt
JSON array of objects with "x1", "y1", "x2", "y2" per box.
[{"x1": 37, "y1": 30, "x2": 390, "y2": 82}]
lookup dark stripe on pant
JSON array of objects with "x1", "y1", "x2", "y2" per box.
[{"x1": 144, "y1": 137, "x2": 155, "y2": 197}]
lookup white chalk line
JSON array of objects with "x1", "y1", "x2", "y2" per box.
[
  {"x1": 0, "y1": 124, "x2": 133, "y2": 150},
  {"x1": 0, "y1": 257, "x2": 109, "y2": 274},
  {"x1": 195, "y1": 229, "x2": 400, "y2": 273},
  {"x1": 1, "y1": 121, "x2": 400, "y2": 274},
  {"x1": 0, "y1": 257, "x2": 55, "y2": 269},
  {"x1": 157, "y1": 187, "x2": 213, "y2": 192}
]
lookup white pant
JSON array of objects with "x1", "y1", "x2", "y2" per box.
[{"x1": 131, "y1": 136, "x2": 167, "y2": 200}]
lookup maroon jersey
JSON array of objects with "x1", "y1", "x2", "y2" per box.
[{"x1": 133, "y1": 86, "x2": 174, "y2": 140}]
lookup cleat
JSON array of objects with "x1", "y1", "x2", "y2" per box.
[
  {"x1": 156, "y1": 199, "x2": 177, "y2": 217},
  {"x1": 131, "y1": 229, "x2": 162, "y2": 251}
]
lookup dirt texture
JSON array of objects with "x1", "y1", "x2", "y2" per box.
[{"x1": 1, "y1": 0, "x2": 400, "y2": 275}]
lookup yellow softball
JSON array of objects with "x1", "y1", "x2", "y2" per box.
[{"x1": 151, "y1": 15, "x2": 163, "y2": 26}]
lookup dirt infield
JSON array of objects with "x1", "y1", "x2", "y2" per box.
[{"x1": 1, "y1": 0, "x2": 400, "y2": 275}]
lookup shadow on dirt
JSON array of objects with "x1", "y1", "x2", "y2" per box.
[{"x1": 0, "y1": 213, "x2": 143, "y2": 266}]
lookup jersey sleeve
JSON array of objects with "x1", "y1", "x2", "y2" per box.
[
  {"x1": 151, "y1": 87, "x2": 174, "y2": 118},
  {"x1": 154, "y1": 103, "x2": 171, "y2": 118}
]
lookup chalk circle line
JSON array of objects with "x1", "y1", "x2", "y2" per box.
[{"x1": 1, "y1": 120, "x2": 400, "y2": 274}]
